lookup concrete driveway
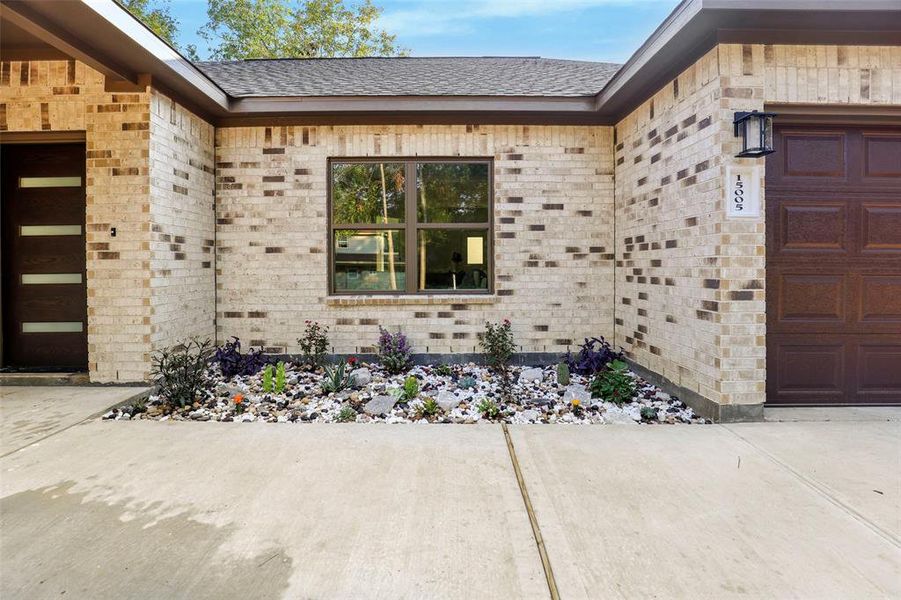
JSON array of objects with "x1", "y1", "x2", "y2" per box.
[{"x1": 1, "y1": 389, "x2": 898, "y2": 599}]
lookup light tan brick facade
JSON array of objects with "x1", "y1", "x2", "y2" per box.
[
  {"x1": 149, "y1": 90, "x2": 216, "y2": 351},
  {"x1": 1, "y1": 60, "x2": 214, "y2": 382},
  {"x1": 613, "y1": 44, "x2": 901, "y2": 411},
  {"x1": 215, "y1": 125, "x2": 615, "y2": 356},
  {"x1": 2, "y1": 42, "x2": 898, "y2": 416}
]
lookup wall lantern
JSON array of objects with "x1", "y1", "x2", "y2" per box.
[{"x1": 733, "y1": 110, "x2": 777, "y2": 158}]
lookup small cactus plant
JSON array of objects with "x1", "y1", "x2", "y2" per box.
[
  {"x1": 262, "y1": 364, "x2": 274, "y2": 393},
  {"x1": 556, "y1": 362, "x2": 570, "y2": 386},
  {"x1": 275, "y1": 361, "x2": 286, "y2": 394}
]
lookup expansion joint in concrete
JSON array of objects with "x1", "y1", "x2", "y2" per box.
[
  {"x1": 502, "y1": 423, "x2": 560, "y2": 600},
  {"x1": 721, "y1": 424, "x2": 901, "y2": 549}
]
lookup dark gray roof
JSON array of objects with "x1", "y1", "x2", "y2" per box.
[{"x1": 196, "y1": 57, "x2": 621, "y2": 98}]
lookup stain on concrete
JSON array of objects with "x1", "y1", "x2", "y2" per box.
[{"x1": 0, "y1": 481, "x2": 293, "y2": 600}]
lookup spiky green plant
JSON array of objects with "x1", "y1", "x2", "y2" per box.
[
  {"x1": 415, "y1": 397, "x2": 440, "y2": 419},
  {"x1": 393, "y1": 376, "x2": 420, "y2": 403},
  {"x1": 322, "y1": 361, "x2": 353, "y2": 394},
  {"x1": 262, "y1": 364, "x2": 274, "y2": 393},
  {"x1": 275, "y1": 361, "x2": 286, "y2": 394}
]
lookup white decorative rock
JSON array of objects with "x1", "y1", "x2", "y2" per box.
[
  {"x1": 521, "y1": 409, "x2": 540, "y2": 422},
  {"x1": 350, "y1": 368, "x2": 372, "y2": 388},
  {"x1": 518, "y1": 367, "x2": 544, "y2": 384},
  {"x1": 435, "y1": 390, "x2": 461, "y2": 412},
  {"x1": 364, "y1": 395, "x2": 396, "y2": 416},
  {"x1": 602, "y1": 407, "x2": 639, "y2": 425},
  {"x1": 563, "y1": 384, "x2": 591, "y2": 406}
]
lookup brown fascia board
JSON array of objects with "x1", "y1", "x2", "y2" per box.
[
  {"x1": 220, "y1": 95, "x2": 611, "y2": 126},
  {"x1": 594, "y1": 0, "x2": 901, "y2": 122}
]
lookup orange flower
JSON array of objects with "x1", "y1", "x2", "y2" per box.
[{"x1": 234, "y1": 393, "x2": 244, "y2": 404}]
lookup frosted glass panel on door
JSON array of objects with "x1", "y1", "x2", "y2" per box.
[
  {"x1": 21, "y1": 273, "x2": 83, "y2": 284},
  {"x1": 20, "y1": 225, "x2": 82, "y2": 236},
  {"x1": 22, "y1": 322, "x2": 84, "y2": 333},
  {"x1": 19, "y1": 176, "x2": 82, "y2": 188}
]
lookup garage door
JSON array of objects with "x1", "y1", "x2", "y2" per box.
[{"x1": 766, "y1": 124, "x2": 901, "y2": 405}]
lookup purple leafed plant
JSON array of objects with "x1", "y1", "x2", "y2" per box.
[
  {"x1": 377, "y1": 327, "x2": 413, "y2": 374},
  {"x1": 214, "y1": 337, "x2": 270, "y2": 379},
  {"x1": 565, "y1": 337, "x2": 624, "y2": 376}
]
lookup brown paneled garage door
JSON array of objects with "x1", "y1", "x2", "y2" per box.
[{"x1": 766, "y1": 124, "x2": 901, "y2": 405}]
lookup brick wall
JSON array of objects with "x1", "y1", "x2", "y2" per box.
[
  {"x1": 149, "y1": 90, "x2": 216, "y2": 350},
  {"x1": 1, "y1": 59, "x2": 152, "y2": 382},
  {"x1": 215, "y1": 125, "x2": 615, "y2": 356},
  {"x1": 1, "y1": 60, "x2": 216, "y2": 381},
  {"x1": 614, "y1": 44, "x2": 901, "y2": 409}
]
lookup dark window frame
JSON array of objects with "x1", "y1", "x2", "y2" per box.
[{"x1": 327, "y1": 157, "x2": 494, "y2": 295}]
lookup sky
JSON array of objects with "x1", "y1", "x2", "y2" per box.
[{"x1": 168, "y1": 0, "x2": 680, "y2": 64}]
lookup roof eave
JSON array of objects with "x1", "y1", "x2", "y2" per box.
[{"x1": 595, "y1": 0, "x2": 901, "y2": 121}]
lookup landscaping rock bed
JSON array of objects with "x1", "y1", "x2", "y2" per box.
[{"x1": 104, "y1": 362, "x2": 707, "y2": 425}]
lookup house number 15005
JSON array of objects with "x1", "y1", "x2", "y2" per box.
[{"x1": 726, "y1": 165, "x2": 761, "y2": 219}]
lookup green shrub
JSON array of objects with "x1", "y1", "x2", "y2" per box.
[
  {"x1": 476, "y1": 398, "x2": 501, "y2": 419},
  {"x1": 481, "y1": 319, "x2": 516, "y2": 397},
  {"x1": 589, "y1": 360, "x2": 636, "y2": 405},
  {"x1": 151, "y1": 338, "x2": 212, "y2": 407},
  {"x1": 298, "y1": 320, "x2": 329, "y2": 368},
  {"x1": 322, "y1": 361, "x2": 353, "y2": 394}
]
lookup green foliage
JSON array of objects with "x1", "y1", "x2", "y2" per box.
[
  {"x1": 130, "y1": 398, "x2": 148, "y2": 415},
  {"x1": 336, "y1": 405, "x2": 356, "y2": 422},
  {"x1": 481, "y1": 319, "x2": 516, "y2": 397},
  {"x1": 115, "y1": 0, "x2": 194, "y2": 55},
  {"x1": 556, "y1": 362, "x2": 570, "y2": 386},
  {"x1": 199, "y1": 0, "x2": 407, "y2": 60},
  {"x1": 275, "y1": 361, "x2": 287, "y2": 393},
  {"x1": 476, "y1": 398, "x2": 500, "y2": 419},
  {"x1": 151, "y1": 338, "x2": 212, "y2": 407},
  {"x1": 262, "y1": 364, "x2": 274, "y2": 393},
  {"x1": 332, "y1": 162, "x2": 406, "y2": 225},
  {"x1": 298, "y1": 320, "x2": 330, "y2": 368},
  {"x1": 393, "y1": 376, "x2": 420, "y2": 403},
  {"x1": 640, "y1": 406, "x2": 658, "y2": 421},
  {"x1": 457, "y1": 375, "x2": 477, "y2": 390},
  {"x1": 415, "y1": 397, "x2": 440, "y2": 419},
  {"x1": 589, "y1": 360, "x2": 636, "y2": 405},
  {"x1": 434, "y1": 363, "x2": 453, "y2": 377},
  {"x1": 322, "y1": 361, "x2": 353, "y2": 393}
]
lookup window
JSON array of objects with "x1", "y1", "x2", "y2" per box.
[{"x1": 329, "y1": 159, "x2": 492, "y2": 294}]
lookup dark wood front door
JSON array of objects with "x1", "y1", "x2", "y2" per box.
[
  {"x1": 766, "y1": 124, "x2": 901, "y2": 405},
  {"x1": 1, "y1": 143, "x2": 88, "y2": 370}
]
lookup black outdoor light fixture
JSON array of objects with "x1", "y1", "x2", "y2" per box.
[{"x1": 733, "y1": 110, "x2": 777, "y2": 158}]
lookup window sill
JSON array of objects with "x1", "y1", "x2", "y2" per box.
[{"x1": 326, "y1": 294, "x2": 497, "y2": 307}]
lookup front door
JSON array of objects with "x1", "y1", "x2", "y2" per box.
[
  {"x1": 766, "y1": 124, "x2": 901, "y2": 405},
  {"x1": 1, "y1": 143, "x2": 88, "y2": 370}
]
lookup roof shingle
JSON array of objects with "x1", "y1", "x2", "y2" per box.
[{"x1": 196, "y1": 56, "x2": 621, "y2": 98}]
